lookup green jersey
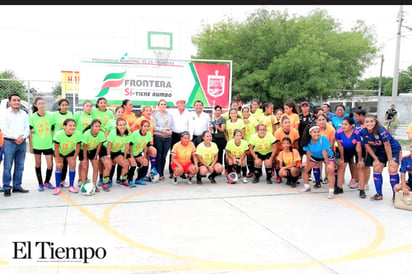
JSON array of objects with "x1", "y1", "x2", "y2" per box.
[
  {"x1": 52, "y1": 111, "x2": 74, "y2": 134},
  {"x1": 225, "y1": 139, "x2": 249, "y2": 159},
  {"x1": 53, "y1": 129, "x2": 82, "y2": 156},
  {"x1": 130, "y1": 130, "x2": 152, "y2": 156},
  {"x1": 105, "y1": 130, "x2": 130, "y2": 153},
  {"x1": 222, "y1": 110, "x2": 243, "y2": 121},
  {"x1": 82, "y1": 129, "x2": 106, "y2": 151},
  {"x1": 250, "y1": 108, "x2": 263, "y2": 120},
  {"x1": 29, "y1": 111, "x2": 54, "y2": 150},
  {"x1": 257, "y1": 114, "x2": 277, "y2": 136},
  {"x1": 74, "y1": 111, "x2": 93, "y2": 133},
  {"x1": 91, "y1": 109, "x2": 114, "y2": 132},
  {"x1": 105, "y1": 118, "x2": 130, "y2": 134},
  {"x1": 249, "y1": 132, "x2": 276, "y2": 155},
  {"x1": 225, "y1": 119, "x2": 245, "y2": 141},
  {"x1": 243, "y1": 116, "x2": 258, "y2": 141},
  {"x1": 196, "y1": 141, "x2": 219, "y2": 165}
]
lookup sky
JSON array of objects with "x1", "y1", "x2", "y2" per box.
[{"x1": 0, "y1": 5, "x2": 411, "y2": 93}]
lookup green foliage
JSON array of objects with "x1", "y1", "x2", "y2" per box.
[
  {"x1": 0, "y1": 70, "x2": 27, "y2": 100},
  {"x1": 192, "y1": 8, "x2": 377, "y2": 103},
  {"x1": 51, "y1": 83, "x2": 62, "y2": 97}
]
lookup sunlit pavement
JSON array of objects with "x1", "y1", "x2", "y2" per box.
[{"x1": 0, "y1": 149, "x2": 411, "y2": 274}]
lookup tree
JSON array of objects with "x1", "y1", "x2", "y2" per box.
[
  {"x1": 51, "y1": 83, "x2": 62, "y2": 97},
  {"x1": 0, "y1": 70, "x2": 27, "y2": 100},
  {"x1": 192, "y1": 8, "x2": 377, "y2": 103}
]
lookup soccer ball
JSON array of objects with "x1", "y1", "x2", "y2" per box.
[
  {"x1": 81, "y1": 180, "x2": 96, "y2": 196},
  {"x1": 227, "y1": 172, "x2": 238, "y2": 184}
]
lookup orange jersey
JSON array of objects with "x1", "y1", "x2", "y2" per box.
[
  {"x1": 274, "y1": 127, "x2": 300, "y2": 150},
  {"x1": 281, "y1": 113, "x2": 300, "y2": 130},
  {"x1": 171, "y1": 141, "x2": 196, "y2": 165},
  {"x1": 134, "y1": 116, "x2": 155, "y2": 138},
  {"x1": 277, "y1": 149, "x2": 301, "y2": 167},
  {"x1": 320, "y1": 124, "x2": 336, "y2": 145},
  {"x1": 122, "y1": 111, "x2": 137, "y2": 132}
]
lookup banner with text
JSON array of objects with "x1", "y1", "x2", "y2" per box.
[{"x1": 79, "y1": 58, "x2": 230, "y2": 108}]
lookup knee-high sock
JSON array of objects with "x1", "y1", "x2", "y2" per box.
[
  {"x1": 55, "y1": 170, "x2": 62, "y2": 188},
  {"x1": 109, "y1": 165, "x2": 116, "y2": 180},
  {"x1": 265, "y1": 167, "x2": 273, "y2": 180},
  {"x1": 149, "y1": 155, "x2": 157, "y2": 172},
  {"x1": 137, "y1": 166, "x2": 148, "y2": 180},
  {"x1": 128, "y1": 166, "x2": 136, "y2": 182},
  {"x1": 389, "y1": 173, "x2": 399, "y2": 195},
  {"x1": 69, "y1": 169, "x2": 75, "y2": 187},
  {"x1": 35, "y1": 167, "x2": 43, "y2": 185},
  {"x1": 313, "y1": 167, "x2": 321, "y2": 183},
  {"x1": 241, "y1": 166, "x2": 247, "y2": 177},
  {"x1": 373, "y1": 172, "x2": 383, "y2": 195},
  {"x1": 45, "y1": 168, "x2": 53, "y2": 183},
  {"x1": 117, "y1": 164, "x2": 122, "y2": 181},
  {"x1": 247, "y1": 158, "x2": 254, "y2": 174},
  {"x1": 334, "y1": 167, "x2": 338, "y2": 187}
]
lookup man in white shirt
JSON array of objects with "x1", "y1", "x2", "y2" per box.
[
  {"x1": 168, "y1": 99, "x2": 193, "y2": 178},
  {"x1": 191, "y1": 100, "x2": 211, "y2": 147},
  {"x1": 2, "y1": 93, "x2": 30, "y2": 197}
]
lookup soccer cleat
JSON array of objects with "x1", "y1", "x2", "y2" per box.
[
  {"x1": 107, "y1": 180, "x2": 113, "y2": 187},
  {"x1": 333, "y1": 186, "x2": 343, "y2": 195},
  {"x1": 103, "y1": 184, "x2": 110, "y2": 192},
  {"x1": 359, "y1": 190, "x2": 366, "y2": 199},
  {"x1": 44, "y1": 182, "x2": 55, "y2": 189},
  {"x1": 97, "y1": 178, "x2": 103, "y2": 186},
  {"x1": 129, "y1": 181, "x2": 136, "y2": 188},
  {"x1": 69, "y1": 186, "x2": 78, "y2": 193},
  {"x1": 242, "y1": 177, "x2": 248, "y2": 184},
  {"x1": 313, "y1": 183, "x2": 321, "y2": 189},
  {"x1": 116, "y1": 179, "x2": 122, "y2": 184},
  {"x1": 208, "y1": 175, "x2": 217, "y2": 184},
  {"x1": 120, "y1": 181, "x2": 130, "y2": 187},
  {"x1": 349, "y1": 179, "x2": 359, "y2": 189},
  {"x1": 151, "y1": 168, "x2": 159, "y2": 175},
  {"x1": 370, "y1": 193, "x2": 383, "y2": 201},
  {"x1": 38, "y1": 184, "x2": 45, "y2": 192},
  {"x1": 52, "y1": 187, "x2": 61, "y2": 195},
  {"x1": 135, "y1": 180, "x2": 147, "y2": 185},
  {"x1": 300, "y1": 185, "x2": 311, "y2": 192},
  {"x1": 142, "y1": 176, "x2": 151, "y2": 182}
]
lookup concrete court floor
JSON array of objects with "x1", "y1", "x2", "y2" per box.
[{"x1": 0, "y1": 148, "x2": 411, "y2": 274}]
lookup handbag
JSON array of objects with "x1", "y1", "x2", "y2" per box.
[{"x1": 394, "y1": 190, "x2": 412, "y2": 211}]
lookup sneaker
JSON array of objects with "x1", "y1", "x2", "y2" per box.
[
  {"x1": 267, "y1": 178, "x2": 273, "y2": 184},
  {"x1": 52, "y1": 187, "x2": 61, "y2": 195},
  {"x1": 300, "y1": 185, "x2": 311, "y2": 192},
  {"x1": 359, "y1": 190, "x2": 366, "y2": 199},
  {"x1": 116, "y1": 179, "x2": 122, "y2": 184},
  {"x1": 242, "y1": 177, "x2": 248, "y2": 184},
  {"x1": 328, "y1": 190, "x2": 334, "y2": 199},
  {"x1": 44, "y1": 182, "x2": 55, "y2": 189},
  {"x1": 275, "y1": 176, "x2": 281, "y2": 183},
  {"x1": 151, "y1": 168, "x2": 159, "y2": 175},
  {"x1": 129, "y1": 181, "x2": 136, "y2": 188},
  {"x1": 246, "y1": 173, "x2": 254, "y2": 178},
  {"x1": 349, "y1": 179, "x2": 359, "y2": 189},
  {"x1": 313, "y1": 183, "x2": 321, "y2": 189},
  {"x1": 97, "y1": 179, "x2": 103, "y2": 186},
  {"x1": 94, "y1": 186, "x2": 100, "y2": 193},
  {"x1": 334, "y1": 187, "x2": 343, "y2": 195},
  {"x1": 107, "y1": 180, "x2": 113, "y2": 187},
  {"x1": 323, "y1": 177, "x2": 328, "y2": 184},
  {"x1": 69, "y1": 186, "x2": 78, "y2": 193},
  {"x1": 370, "y1": 193, "x2": 383, "y2": 201},
  {"x1": 208, "y1": 175, "x2": 217, "y2": 184},
  {"x1": 103, "y1": 184, "x2": 110, "y2": 192},
  {"x1": 135, "y1": 179, "x2": 147, "y2": 185},
  {"x1": 172, "y1": 178, "x2": 178, "y2": 185},
  {"x1": 120, "y1": 181, "x2": 130, "y2": 187},
  {"x1": 142, "y1": 176, "x2": 151, "y2": 182},
  {"x1": 196, "y1": 177, "x2": 202, "y2": 184},
  {"x1": 181, "y1": 174, "x2": 187, "y2": 179},
  {"x1": 38, "y1": 184, "x2": 45, "y2": 192},
  {"x1": 252, "y1": 177, "x2": 259, "y2": 184},
  {"x1": 61, "y1": 181, "x2": 69, "y2": 188},
  {"x1": 77, "y1": 179, "x2": 82, "y2": 188},
  {"x1": 187, "y1": 177, "x2": 193, "y2": 185},
  {"x1": 291, "y1": 181, "x2": 297, "y2": 188}
]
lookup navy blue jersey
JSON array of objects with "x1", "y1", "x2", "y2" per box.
[
  {"x1": 335, "y1": 128, "x2": 360, "y2": 152},
  {"x1": 359, "y1": 126, "x2": 401, "y2": 153}
]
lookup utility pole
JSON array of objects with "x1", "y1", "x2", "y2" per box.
[
  {"x1": 378, "y1": 54, "x2": 384, "y2": 119},
  {"x1": 392, "y1": 5, "x2": 404, "y2": 105}
]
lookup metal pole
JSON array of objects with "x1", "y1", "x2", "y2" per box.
[
  {"x1": 378, "y1": 54, "x2": 384, "y2": 120},
  {"x1": 392, "y1": 5, "x2": 403, "y2": 105}
]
